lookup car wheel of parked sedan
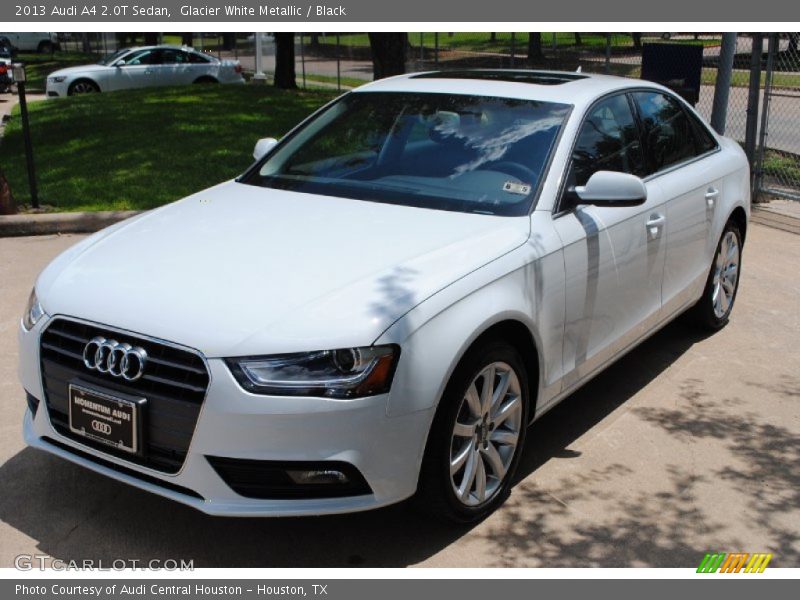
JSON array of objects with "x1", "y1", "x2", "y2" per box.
[
  {"x1": 416, "y1": 339, "x2": 529, "y2": 522},
  {"x1": 693, "y1": 220, "x2": 743, "y2": 330},
  {"x1": 193, "y1": 76, "x2": 218, "y2": 84},
  {"x1": 68, "y1": 79, "x2": 99, "y2": 95}
]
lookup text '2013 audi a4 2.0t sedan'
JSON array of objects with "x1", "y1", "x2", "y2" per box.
[{"x1": 20, "y1": 70, "x2": 749, "y2": 522}]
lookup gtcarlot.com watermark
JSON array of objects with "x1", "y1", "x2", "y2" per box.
[{"x1": 14, "y1": 554, "x2": 194, "y2": 571}]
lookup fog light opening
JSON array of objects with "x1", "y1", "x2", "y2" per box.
[{"x1": 286, "y1": 469, "x2": 350, "y2": 485}]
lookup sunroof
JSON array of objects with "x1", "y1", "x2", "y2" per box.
[{"x1": 411, "y1": 70, "x2": 588, "y2": 85}]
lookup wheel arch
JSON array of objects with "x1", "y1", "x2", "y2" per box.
[
  {"x1": 729, "y1": 205, "x2": 748, "y2": 245},
  {"x1": 68, "y1": 78, "x2": 101, "y2": 94}
]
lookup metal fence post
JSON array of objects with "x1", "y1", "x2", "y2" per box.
[
  {"x1": 434, "y1": 32, "x2": 439, "y2": 67},
  {"x1": 744, "y1": 33, "x2": 763, "y2": 167},
  {"x1": 336, "y1": 34, "x2": 341, "y2": 91},
  {"x1": 710, "y1": 32, "x2": 737, "y2": 135},
  {"x1": 510, "y1": 33, "x2": 516, "y2": 68},
  {"x1": 300, "y1": 34, "x2": 306, "y2": 89},
  {"x1": 754, "y1": 33, "x2": 778, "y2": 202}
]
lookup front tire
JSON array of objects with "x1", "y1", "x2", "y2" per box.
[
  {"x1": 68, "y1": 79, "x2": 99, "y2": 95},
  {"x1": 691, "y1": 221, "x2": 743, "y2": 330},
  {"x1": 416, "y1": 339, "x2": 529, "y2": 523}
]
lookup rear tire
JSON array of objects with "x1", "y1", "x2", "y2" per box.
[
  {"x1": 690, "y1": 221, "x2": 743, "y2": 330},
  {"x1": 415, "y1": 339, "x2": 529, "y2": 523},
  {"x1": 193, "y1": 76, "x2": 218, "y2": 84}
]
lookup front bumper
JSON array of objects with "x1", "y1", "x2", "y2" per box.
[{"x1": 20, "y1": 317, "x2": 433, "y2": 517}]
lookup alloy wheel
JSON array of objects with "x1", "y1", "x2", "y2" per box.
[
  {"x1": 71, "y1": 82, "x2": 96, "y2": 94},
  {"x1": 711, "y1": 230, "x2": 740, "y2": 319},
  {"x1": 449, "y1": 361, "x2": 523, "y2": 507}
]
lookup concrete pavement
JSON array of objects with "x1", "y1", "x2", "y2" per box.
[{"x1": 0, "y1": 223, "x2": 798, "y2": 567}]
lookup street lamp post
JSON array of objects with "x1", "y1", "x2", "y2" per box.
[{"x1": 12, "y1": 63, "x2": 38, "y2": 209}]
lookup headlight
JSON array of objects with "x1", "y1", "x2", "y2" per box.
[
  {"x1": 225, "y1": 345, "x2": 400, "y2": 398},
  {"x1": 48, "y1": 76, "x2": 66, "y2": 83},
  {"x1": 22, "y1": 289, "x2": 46, "y2": 331}
]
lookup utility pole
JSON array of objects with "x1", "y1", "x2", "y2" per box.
[
  {"x1": 13, "y1": 64, "x2": 38, "y2": 209},
  {"x1": 710, "y1": 32, "x2": 737, "y2": 134}
]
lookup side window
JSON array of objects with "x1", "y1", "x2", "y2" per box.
[
  {"x1": 686, "y1": 110, "x2": 718, "y2": 155},
  {"x1": 632, "y1": 91, "x2": 704, "y2": 174},
  {"x1": 124, "y1": 50, "x2": 158, "y2": 66},
  {"x1": 560, "y1": 94, "x2": 644, "y2": 210},
  {"x1": 159, "y1": 49, "x2": 187, "y2": 64},
  {"x1": 188, "y1": 52, "x2": 211, "y2": 64}
]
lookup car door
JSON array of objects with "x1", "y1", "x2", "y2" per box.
[
  {"x1": 111, "y1": 49, "x2": 161, "y2": 91},
  {"x1": 630, "y1": 91, "x2": 724, "y2": 317},
  {"x1": 156, "y1": 48, "x2": 193, "y2": 86},
  {"x1": 552, "y1": 93, "x2": 667, "y2": 388}
]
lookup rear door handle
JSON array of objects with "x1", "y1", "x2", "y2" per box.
[
  {"x1": 646, "y1": 214, "x2": 666, "y2": 240},
  {"x1": 705, "y1": 188, "x2": 719, "y2": 208}
]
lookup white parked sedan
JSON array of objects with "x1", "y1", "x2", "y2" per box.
[
  {"x1": 45, "y1": 45, "x2": 244, "y2": 97},
  {"x1": 20, "y1": 70, "x2": 749, "y2": 522}
]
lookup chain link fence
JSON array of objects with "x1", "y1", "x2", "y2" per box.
[
  {"x1": 754, "y1": 33, "x2": 800, "y2": 201},
  {"x1": 45, "y1": 32, "x2": 800, "y2": 202}
]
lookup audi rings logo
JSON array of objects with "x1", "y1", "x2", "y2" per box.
[
  {"x1": 91, "y1": 420, "x2": 112, "y2": 435},
  {"x1": 83, "y1": 336, "x2": 148, "y2": 381}
]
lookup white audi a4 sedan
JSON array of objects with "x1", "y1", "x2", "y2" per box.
[
  {"x1": 20, "y1": 70, "x2": 749, "y2": 522},
  {"x1": 45, "y1": 45, "x2": 244, "y2": 97}
]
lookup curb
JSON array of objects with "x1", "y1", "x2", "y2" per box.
[{"x1": 0, "y1": 211, "x2": 142, "y2": 237}]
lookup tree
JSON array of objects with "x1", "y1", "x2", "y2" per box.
[
  {"x1": 368, "y1": 33, "x2": 408, "y2": 80},
  {"x1": 528, "y1": 33, "x2": 543, "y2": 61},
  {"x1": 574, "y1": 33, "x2": 583, "y2": 46},
  {"x1": 632, "y1": 33, "x2": 643, "y2": 49},
  {"x1": 274, "y1": 33, "x2": 297, "y2": 89}
]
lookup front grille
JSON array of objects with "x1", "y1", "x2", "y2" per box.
[{"x1": 40, "y1": 318, "x2": 209, "y2": 474}]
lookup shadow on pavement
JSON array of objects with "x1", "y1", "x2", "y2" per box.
[{"x1": 1, "y1": 317, "x2": 730, "y2": 567}]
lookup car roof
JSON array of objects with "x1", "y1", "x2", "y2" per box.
[
  {"x1": 354, "y1": 69, "x2": 667, "y2": 110},
  {"x1": 121, "y1": 45, "x2": 202, "y2": 53}
]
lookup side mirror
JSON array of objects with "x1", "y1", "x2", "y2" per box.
[
  {"x1": 574, "y1": 171, "x2": 647, "y2": 206},
  {"x1": 115, "y1": 60, "x2": 126, "y2": 67},
  {"x1": 253, "y1": 137, "x2": 278, "y2": 160}
]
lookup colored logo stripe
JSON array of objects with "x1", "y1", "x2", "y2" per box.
[{"x1": 697, "y1": 552, "x2": 773, "y2": 573}]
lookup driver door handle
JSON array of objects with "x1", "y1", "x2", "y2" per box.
[{"x1": 646, "y1": 214, "x2": 666, "y2": 240}]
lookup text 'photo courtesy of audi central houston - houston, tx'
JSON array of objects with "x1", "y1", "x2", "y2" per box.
[{"x1": 20, "y1": 70, "x2": 749, "y2": 522}]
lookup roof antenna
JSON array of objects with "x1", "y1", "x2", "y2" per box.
[{"x1": 576, "y1": 66, "x2": 582, "y2": 73}]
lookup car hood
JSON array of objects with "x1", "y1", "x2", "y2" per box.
[
  {"x1": 37, "y1": 181, "x2": 530, "y2": 357},
  {"x1": 48, "y1": 64, "x2": 110, "y2": 78}
]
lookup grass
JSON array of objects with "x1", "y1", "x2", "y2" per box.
[
  {"x1": 763, "y1": 150, "x2": 800, "y2": 183},
  {"x1": 0, "y1": 85, "x2": 336, "y2": 211},
  {"x1": 14, "y1": 51, "x2": 101, "y2": 91}
]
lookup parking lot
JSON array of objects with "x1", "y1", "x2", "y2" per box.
[{"x1": 0, "y1": 223, "x2": 798, "y2": 568}]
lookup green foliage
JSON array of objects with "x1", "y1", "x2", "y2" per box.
[{"x1": 0, "y1": 85, "x2": 336, "y2": 211}]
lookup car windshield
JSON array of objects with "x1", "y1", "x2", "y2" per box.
[
  {"x1": 97, "y1": 48, "x2": 130, "y2": 65},
  {"x1": 242, "y1": 92, "x2": 571, "y2": 216}
]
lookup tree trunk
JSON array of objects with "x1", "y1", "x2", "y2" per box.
[
  {"x1": 528, "y1": 33, "x2": 543, "y2": 61},
  {"x1": 181, "y1": 33, "x2": 193, "y2": 47},
  {"x1": 632, "y1": 33, "x2": 643, "y2": 49},
  {"x1": 81, "y1": 33, "x2": 91, "y2": 53},
  {"x1": 274, "y1": 33, "x2": 297, "y2": 89},
  {"x1": 490, "y1": 33, "x2": 497, "y2": 42},
  {"x1": 144, "y1": 32, "x2": 158, "y2": 46},
  {"x1": 574, "y1": 33, "x2": 583, "y2": 46},
  {"x1": 368, "y1": 33, "x2": 408, "y2": 80},
  {"x1": 222, "y1": 33, "x2": 236, "y2": 51}
]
